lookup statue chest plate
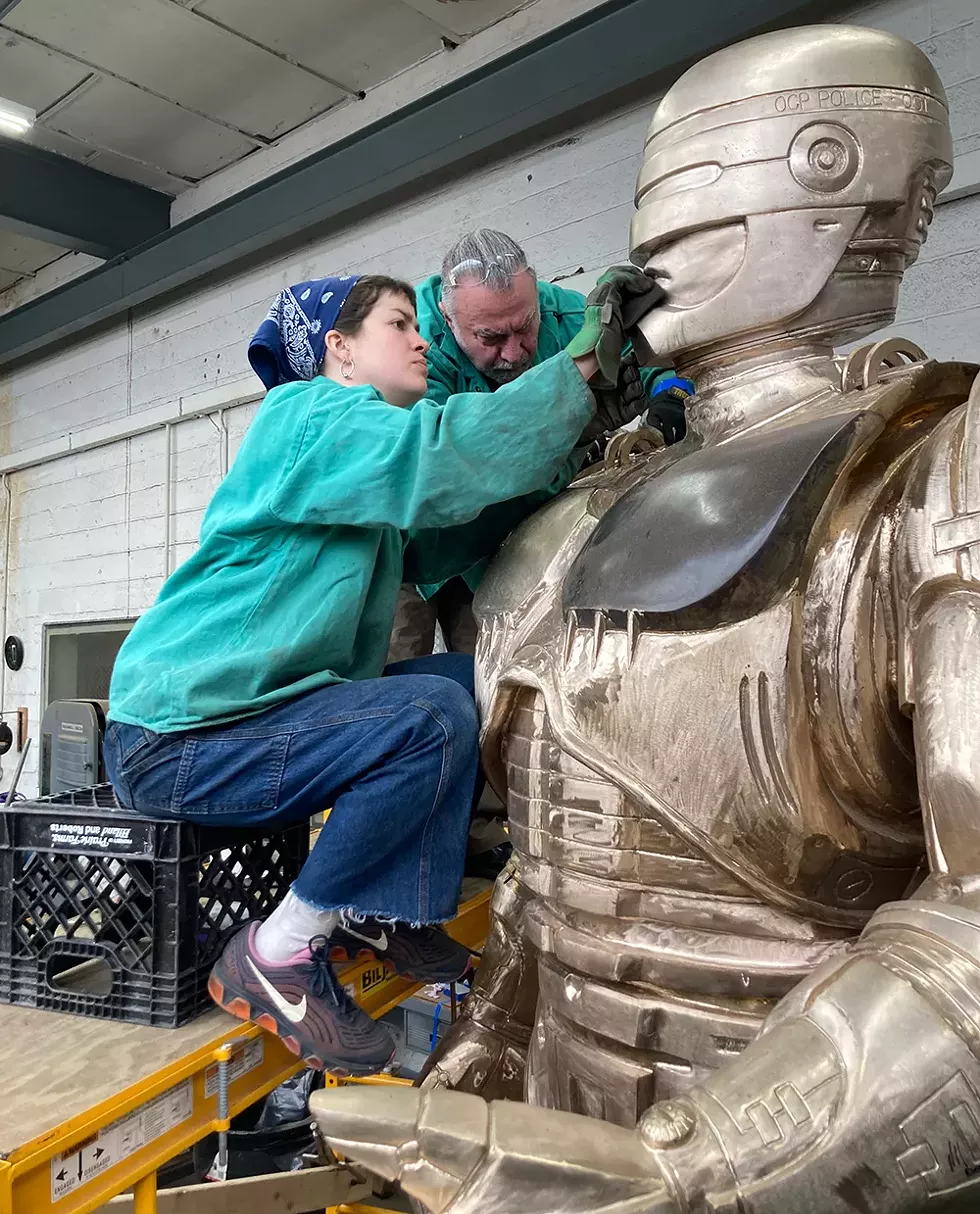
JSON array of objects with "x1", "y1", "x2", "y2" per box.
[
  {"x1": 481, "y1": 406, "x2": 927, "y2": 928},
  {"x1": 564, "y1": 408, "x2": 865, "y2": 625}
]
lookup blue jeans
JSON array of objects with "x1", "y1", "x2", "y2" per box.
[{"x1": 104, "y1": 654, "x2": 479, "y2": 924}]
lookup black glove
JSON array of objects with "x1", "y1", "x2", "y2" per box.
[
  {"x1": 578, "y1": 353, "x2": 649, "y2": 447},
  {"x1": 645, "y1": 375, "x2": 693, "y2": 446},
  {"x1": 566, "y1": 267, "x2": 665, "y2": 384}
]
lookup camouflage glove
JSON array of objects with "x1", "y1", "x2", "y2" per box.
[
  {"x1": 645, "y1": 372, "x2": 694, "y2": 446},
  {"x1": 565, "y1": 266, "x2": 665, "y2": 384}
]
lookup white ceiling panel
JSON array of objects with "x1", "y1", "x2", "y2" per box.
[
  {"x1": 0, "y1": 269, "x2": 21, "y2": 292},
  {"x1": 6, "y1": 0, "x2": 345, "y2": 140},
  {"x1": 0, "y1": 231, "x2": 66, "y2": 275},
  {"x1": 45, "y1": 74, "x2": 258, "y2": 180},
  {"x1": 0, "y1": 0, "x2": 575, "y2": 266},
  {"x1": 401, "y1": 0, "x2": 528, "y2": 38},
  {"x1": 193, "y1": 0, "x2": 449, "y2": 92},
  {"x1": 0, "y1": 28, "x2": 91, "y2": 112}
]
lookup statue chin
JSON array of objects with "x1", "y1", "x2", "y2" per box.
[{"x1": 635, "y1": 222, "x2": 748, "y2": 357}]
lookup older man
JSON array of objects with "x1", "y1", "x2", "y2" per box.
[{"x1": 387, "y1": 229, "x2": 690, "y2": 662}]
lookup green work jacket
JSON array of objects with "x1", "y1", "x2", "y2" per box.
[{"x1": 109, "y1": 355, "x2": 594, "y2": 732}]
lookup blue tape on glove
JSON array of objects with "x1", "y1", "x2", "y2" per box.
[{"x1": 650, "y1": 375, "x2": 694, "y2": 399}]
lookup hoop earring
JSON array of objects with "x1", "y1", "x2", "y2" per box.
[{"x1": 340, "y1": 356, "x2": 355, "y2": 380}]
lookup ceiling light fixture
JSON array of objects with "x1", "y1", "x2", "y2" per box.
[{"x1": 0, "y1": 97, "x2": 35, "y2": 137}]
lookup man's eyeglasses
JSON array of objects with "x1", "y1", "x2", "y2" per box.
[{"x1": 445, "y1": 254, "x2": 535, "y2": 288}]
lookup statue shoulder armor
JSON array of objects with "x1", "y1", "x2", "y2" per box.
[
  {"x1": 474, "y1": 436, "x2": 678, "y2": 622},
  {"x1": 564, "y1": 345, "x2": 976, "y2": 627}
]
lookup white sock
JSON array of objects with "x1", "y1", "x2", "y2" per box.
[{"x1": 254, "y1": 889, "x2": 340, "y2": 963}]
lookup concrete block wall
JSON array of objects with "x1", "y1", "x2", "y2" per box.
[{"x1": 0, "y1": 0, "x2": 977, "y2": 794}]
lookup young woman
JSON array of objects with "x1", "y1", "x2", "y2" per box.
[{"x1": 105, "y1": 268, "x2": 646, "y2": 1074}]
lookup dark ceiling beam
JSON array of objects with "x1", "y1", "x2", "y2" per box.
[
  {"x1": 0, "y1": 135, "x2": 172, "y2": 258},
  {"x1": 0, "y1": 0, "x2": 838, "y2": 369},
  {"x1": 0, "y1": 1, "x2": 24, "y2": 16}
]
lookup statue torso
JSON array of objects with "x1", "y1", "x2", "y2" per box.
[{"x1": 474, "y1": 358, "x2": 976, "y2": 1121}]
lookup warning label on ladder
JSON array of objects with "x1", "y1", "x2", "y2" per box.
[
  {"x1": 204, "y1": 1037, "x2": 264, "y2": 1098},
  {"x1": 50, "y1": 1079, "x2": 193, "y2": 1202}
]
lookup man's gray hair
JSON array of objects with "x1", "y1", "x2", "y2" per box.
[{"x1": 441, "y1": 229, "x2": 530, "y2": 312}]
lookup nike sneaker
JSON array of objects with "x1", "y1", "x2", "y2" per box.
[
  {"x1": 326, "y1": 913, "x2": 474, "y2": 983},
  {"x1": 208, "y1": 923, "x2": 395, "y2": 1074}
]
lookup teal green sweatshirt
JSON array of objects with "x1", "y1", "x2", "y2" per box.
[{"x1": 109, "y1": 352, "x2": 594, "y2": 732}]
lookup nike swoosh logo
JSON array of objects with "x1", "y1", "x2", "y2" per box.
[
  {"x1": 247, "y1": 958, "x2": 307, "y2": 1024},
  {"x1": 343, "y1": 926, "x2": 388, "y2": 953}
]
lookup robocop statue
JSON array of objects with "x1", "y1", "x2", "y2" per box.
[{"x1": 312, "y1": 22, "x2": 980, "y2": 1213}]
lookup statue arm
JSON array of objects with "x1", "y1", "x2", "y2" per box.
[{"x1": 907, "y1": 587, "x2": 980, "y2": 884}]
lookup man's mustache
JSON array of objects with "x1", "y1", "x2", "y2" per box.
[{"x1": 486, "y1": 354, "x2": 534, "y2": 383}]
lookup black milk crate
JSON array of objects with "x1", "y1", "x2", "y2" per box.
[{"x1": 0, "y1": 784, "x2": 308, "y2": 1027}]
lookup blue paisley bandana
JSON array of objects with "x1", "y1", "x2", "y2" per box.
[{"x1": 248, "y1": 275, "x2": 360, "y2": 390}]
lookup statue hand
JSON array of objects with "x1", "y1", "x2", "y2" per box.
[{"x1": 310, "y1": 1085, "x2": 674, "y2": 1214}]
